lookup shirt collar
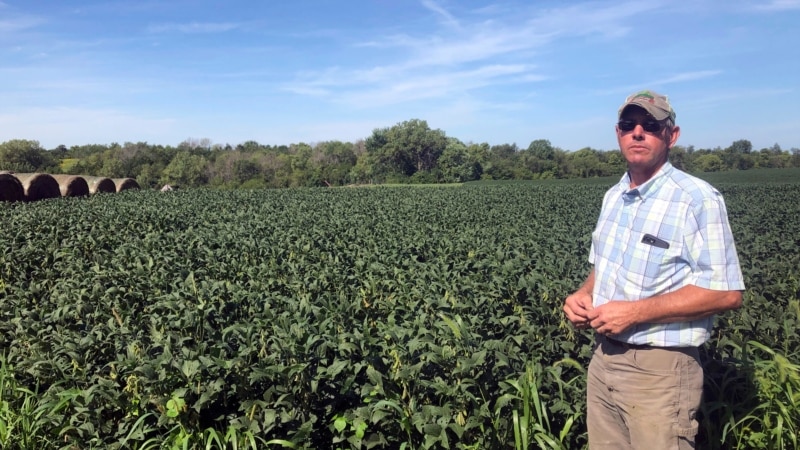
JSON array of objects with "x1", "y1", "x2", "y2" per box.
[{"x1": 617, "y1": 162, "x2": 673, "y2": 199}]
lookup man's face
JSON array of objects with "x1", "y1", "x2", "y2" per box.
[{"x1": 616, "y1": 106, "x2": 680, "y2": 178}]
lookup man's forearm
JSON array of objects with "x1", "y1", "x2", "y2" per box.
[
  {"x1": 630, "y1": 284, "x2": 742, "y2": 325},
  {"x1": 587, "y1": 284, "x2": 743, "y2": 336},
  {"x1": 579, "y1": 270, "x2": 595, "y2": 296}
]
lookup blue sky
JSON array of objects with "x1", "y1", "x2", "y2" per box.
[{"x1": 1, "y1": 0, "x2": 799, "y2": 152}]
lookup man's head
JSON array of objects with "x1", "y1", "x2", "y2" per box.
[
  {"x1": 618, "y1": 90, "x2": 676, "y2": 127},
  {"x1": 616, "y1": 89, "x2": 680, "y2": 186}
]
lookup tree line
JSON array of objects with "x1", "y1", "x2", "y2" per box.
[{"x1": 1, "y1": 119, "x2": 798, "y2": 189}]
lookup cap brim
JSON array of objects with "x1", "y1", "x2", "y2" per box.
[{"x1": 620, "y1": 101, "x2": 671, "y2": 121}]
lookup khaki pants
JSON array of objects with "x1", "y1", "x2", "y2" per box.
[{"x1": 587, "y1": 336, "x2": 703, "y2": 450}]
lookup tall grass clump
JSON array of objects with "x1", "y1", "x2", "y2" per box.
[
  {"x1": 701, "y1": 301, "x2": 800, "y2": 450},
  {"x1": 0, "y1": 352, "x2": 73, "y2": 449}
]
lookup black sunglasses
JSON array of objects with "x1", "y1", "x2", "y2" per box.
[{"x1": 617, "y1": 118, "x2": 665, "y2": 133}]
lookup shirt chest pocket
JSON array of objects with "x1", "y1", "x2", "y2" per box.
[{"x1": 632, "y1": 233, "x2": 686, "y2": 288}]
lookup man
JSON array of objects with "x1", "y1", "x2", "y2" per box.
[{"x1": 563, "y1": 90, "x2": 745, "y2": 449}]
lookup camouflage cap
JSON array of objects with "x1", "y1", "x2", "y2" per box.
[{"x1": 618, "y1": 90, "x2": 676, "y2": 123}]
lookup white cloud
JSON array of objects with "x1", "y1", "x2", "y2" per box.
[
  {"x1": 748, "y1": 0, "x2": 800, "y2": 11},
  {"x1": 0, "y1": 107, "x2": 176, "y2": 148},
  {"x1": 288, "y1": 119, "x2": 388, "y2": 144},
  {"x1": 285, "y1": 1, "x2": 672, "y2": 110},
  {"x1": 598, "y1": 71, "x2": 725, "y2": 96},
  {"x1": 0, "y1": 16, "x2": 44, "y2": 33},
  {"x1": 683, "y1": 87, "x2": 795, "y2": 111},
  {"x1": 146, "y1": 22, "x2": 240, "y2": 34},
  {"x1": 421, "y1": 0, "x2": 461, "y2": 29},
  {"x1": 653, "y1": 70, "x2": 724, "y2": 85},
  {"x1": 349, "y1": 64, "x2": 534, "y2": 106},
  {"x1": 283, "y1": 62, "x2": 539, "y2": 109}
]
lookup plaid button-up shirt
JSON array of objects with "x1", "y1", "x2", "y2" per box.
[{"x1": 589, "y1": 162, "x2": 745, "y2": 347}]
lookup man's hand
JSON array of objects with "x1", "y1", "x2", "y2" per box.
[
  {"x1": 586, "y1": 286, "x2": 743, "y2": 336},
  {"x1": 563, "y1": 289, "x2": 594, "y2": 329},
  {"x1": 586, "y1": 301, "x2": 639, "y2": 336}
]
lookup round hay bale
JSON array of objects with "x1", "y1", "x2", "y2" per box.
[
  {"x1": 51, "y1": 174, "x2": 90, "y2": 197},
  {"x1": 14, "y1": 173, "x2": 61, "y2": 202},
  {"x1": 82, "y1": 176, "x2": 117, "y2": 194},
  {"x1": 113, "y1": 177, "x2": 140, "y2": 192},
  {"x1": 0, "y1": 173, "x2": 24, "y2": 202}
]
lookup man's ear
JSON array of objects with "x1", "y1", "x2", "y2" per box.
[{"x1": 668, "y1": 125, "x2": 681, "y2": 148}]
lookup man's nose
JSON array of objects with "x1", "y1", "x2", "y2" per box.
[{"x1": 632, "y1": 124, "x2": 645, "y2": 140}]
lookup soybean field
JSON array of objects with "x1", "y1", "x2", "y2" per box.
[{"x1": 0, "y1": 170, "x2": 798, "y2": 449}]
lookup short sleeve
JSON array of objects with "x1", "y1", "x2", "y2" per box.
[{"x1": 685, "y1": 194, "x2": 745, "y2": 291}]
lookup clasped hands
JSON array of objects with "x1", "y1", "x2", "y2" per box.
[{"x1": 563, "y1": 290, "x2": 637, "y2": 336}]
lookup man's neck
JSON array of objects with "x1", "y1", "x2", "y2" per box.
[{"x1": 627, "y1": 160, "x2": 668, "y2": 189}]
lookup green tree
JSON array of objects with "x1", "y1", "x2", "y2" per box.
[
  {"x1": 67, "y1": 153, "x2": 103, "y2": 176},
  {"x1": 694, "y1": 153, "x2": 724, "y2": 172},
  {"x1": 438, "y1": 138, "x2": 483, "y2": 183},
  {"x1": 0, "y1": 139, "x2": 56, "y2": 172},
  {"x1": 602, "y1": 150, "x2": 627, "y2": 175},
  {"x1": 366, "y1": 119, "x2": 447, "y2": 179},
  {"x1": 65, "y1": 143, "x2": 110, "y2": 159},
  {"x1": 754, "y1": 145, "x2": 791, "y2": 169},
  {"x1": 484, "y1": 143, "x2": 520, "y2": 180},
  {"x1": 735, "y1": 154, "x2": 755, "y2": 170},
  {"x1": 289, "y1": 143, "x2": 314, "y2": 186},
  {"x1": 521, "y1": 140, "x2": 559, "y2": 178},
  {"x1": 207, "y1": 151, "x2": 240, "y2": 186},
  {"x1": 790, "y1": 148, "x2": 800, "y2": 168},
  {"x1": 349, "y1": 152, "x2": 379, "y2": 185},
  {"x1": 670, "y1": 146, "x2": 688, "y2": 171},
  {"x1": 467, "y1": 142, "x2": 490, "y2": 172},
  {"x1": 54, "y1": 144, "x2": 68, "y2": 157},
  {"x1": 236, "y1": 140, "x2": 263, "y2": 153},
  {"x1": 101, "y1": 153, "x2": 125, "y2": 178},
  {"x1": 569, "y1": 147, "x2": 603, "y2": 178},
  {"x1": 161, "y1": 151, "x2": 208, "y2": 187},
  {"x1": 727, "y1": 139, "x2": 753, "y2": 154},
  {"x1": 264, "y1": 153, "x2": 293, "y2": 188},
  {"x1": 136, "y1": 163, "x2": 163, "y2": 189},
  {"x1": 721, "y1": 139, "x2": 753, "y2": 170},
  {"x1": 311, "y1": 141, "x2": 357, "y2": 186},
  {"x1": 526, "y1": 139, "x2": 555, "y2": 160},
  {"x1": 233, "y1": 159, "x2": 262, "y2": 184}
]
